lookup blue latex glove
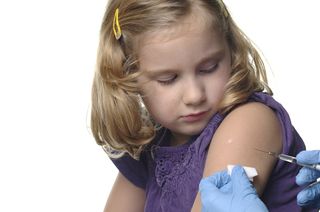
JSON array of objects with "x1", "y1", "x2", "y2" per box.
[
  {"x1": 199, "y1": 165, "x2": 268, "y2": 212},
  {"x1": 296, "y1": 150, "x2": 320, "y2": 209}
]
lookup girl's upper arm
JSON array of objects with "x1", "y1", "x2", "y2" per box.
[
  {"x1": 204, "y1": 102, "x2": 283, "y2": 194},
  {"x1": 192, "y1": 102, "x2": 282, "y2": 212},
  {"x1": 104, "y1": 172, "x2": 146, "y2": 212}
]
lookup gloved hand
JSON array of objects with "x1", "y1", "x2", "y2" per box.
[
  {"x1": 296, "y1": 150, "x2": 320, "y2": 209},
  {"x1": 199, "y1": 165, "x2": 268, "y2": 212}
]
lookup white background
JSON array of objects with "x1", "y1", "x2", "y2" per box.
[{"x1": 0, "y1": 0, "x2": 319, "y2": 211}]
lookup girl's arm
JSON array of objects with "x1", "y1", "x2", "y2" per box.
[
  {"x1": 104, "y1": 172, "x2": 146, "y2": 212},
  {"x1": 192, "y1": 102, "x2": 283, "y2": 211}
]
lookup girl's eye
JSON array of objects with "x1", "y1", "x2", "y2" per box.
[
  {"x1": 157, "y1": 75, "x2": 177, "y2": 85},
  {"x1": 199, "y1": 64, "x2": 218, "y2": 74}
]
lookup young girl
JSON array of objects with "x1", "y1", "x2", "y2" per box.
[{"x1": 91, "y1": 0, "x2": 315, "y2": 211}]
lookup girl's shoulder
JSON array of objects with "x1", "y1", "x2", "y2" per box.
[
  {"x1": 218, "y1": 92, "x2": 289, "y2": 134},
  {"x1": 216, "y1": 100, "x2": 282, "y2": 150},
  {"x1": 199, "y1": 92, "x2": 283, "y2": 135}
]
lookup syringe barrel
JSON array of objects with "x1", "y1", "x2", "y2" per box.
[
  {"x1": 278, "y1": 154, "x2": 320, "y2": 171},
  {"x1": 278, "y1": 154, "x2": 297, "y2": 163}
]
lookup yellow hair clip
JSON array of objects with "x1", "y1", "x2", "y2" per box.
[
  {"x1": 113, "y1": 8, "x2": 122, "y2": 40},
  {"x1": 217, "y1": 0, "x2": 228, "y2": 18}
]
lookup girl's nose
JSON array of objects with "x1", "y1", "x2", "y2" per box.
[{"x1": 182, "y1": 79, "x2": 206, "y2": 106}]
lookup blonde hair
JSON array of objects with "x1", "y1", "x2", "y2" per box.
[{"x1": 91, "y1": 0, "x2": 272, "y2": 159}]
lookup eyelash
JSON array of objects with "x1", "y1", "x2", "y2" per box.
[
  {"x1": 157, "y1": 75, "x2": 177, "y2": 85},
  {"x1": 157, "y1": 63, "x2": 218, "y2": 86},
  {"x1": 200, "y1": 64, "x2": 218, "y2": 74}
]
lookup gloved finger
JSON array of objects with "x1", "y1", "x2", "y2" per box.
[
  {"x1": 296, "y1": 167, "x2": 320, "y2": 186},
  {"x1": 199, "y1": 170, "x2": 230, "y2": 192},
  {"x1": 297, "y1": 182, "x2": 320, "y2": 207},
  {"x1": 231, "y1": 165, "x2": 256, "y2": 194},
  {"x1": 296, "y1": 150, "x2": 320, "y2": 164}
]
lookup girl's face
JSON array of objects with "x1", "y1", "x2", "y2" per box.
[{"x1": 137, "y1": 14, "x2": 231, "y2": 145}]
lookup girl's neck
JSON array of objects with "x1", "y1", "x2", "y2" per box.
[{"x1": 169, "y1": 132, "x2": 191, "y2": 146}]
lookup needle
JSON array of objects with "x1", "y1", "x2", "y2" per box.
[{"x1": 254, "y1": 148, "x2": 277, "y2": 157}]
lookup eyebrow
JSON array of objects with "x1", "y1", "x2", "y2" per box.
[
  {"x1": 142, "y1": 68, "x2": 178, "y2": 78},
  {"x1": 142, "y1": 49, "x2": 225, "y2": 77}
]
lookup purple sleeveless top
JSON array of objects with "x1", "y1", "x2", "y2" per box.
[{"x1": 112, "y1": 92, "x2": 316, "y2": 212}]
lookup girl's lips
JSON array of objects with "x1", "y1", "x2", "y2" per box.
[{"x1": 181, "y1": 111, "x2": 208, "y2": 122}]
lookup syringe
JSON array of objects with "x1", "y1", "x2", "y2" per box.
[{"x1": 255, "y1": 148, "x2": 320, "y2": 171}]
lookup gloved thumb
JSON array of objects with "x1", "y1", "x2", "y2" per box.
[
  {"x1": 199, "y1": 170, "x2": 230, "y2": 192},
  {"x1": 231, "y1": 165, "x2": 257, "y2": 195}
]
